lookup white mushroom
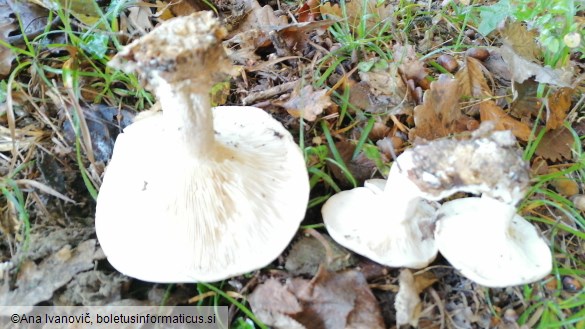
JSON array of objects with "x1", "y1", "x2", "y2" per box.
[
  {"x1": 95, "y1": 12, "x2": 309, "y2": 282},
  {"x1": 434, "y1": 196, "x2": 552, "y2": 287},
  {"x1": 322, "y1": 153, "x2": 439, "y2": 269}
]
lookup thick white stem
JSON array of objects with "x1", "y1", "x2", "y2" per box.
[{"x1": 154, "y1": 78, "x2": 215, "y2": 157}]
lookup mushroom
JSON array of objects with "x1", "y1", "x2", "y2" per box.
[
  {"x1": 322, "y1": 153, "x2": 440, "y2": 269},
  {"x1": 95, "y1": 12, "x2": 309, "y2": 282},
  {"x1": 434, "y1": 196, "x2": 552, "y2": 287}
]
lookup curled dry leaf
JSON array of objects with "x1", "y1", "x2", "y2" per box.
[
  {"x1": 535, "y1": 126, "x2": 574, "y2": 162},
  {"x1": 479, "y1": 100, "x2": 532, "y2": 141},
  {"x1": 412, "y1": 74, "x2": 464, "y2": 140},
  {"x1": 249, "y1": 267, "x2": 385, "y2": 329},
  {"x1": 499, "y1": 44, "x2": 572, "y2": 87},
  {"x1": 280, "y1": 85, "x2": 332, "y2": 121},
  {"x1": 456, "y1": 56, "x2": 491, "y2": 98},
  {"x1": 546, "y1": 87, "x2": 573, "y2": 131}
]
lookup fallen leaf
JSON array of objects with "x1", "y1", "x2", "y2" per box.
[
  {"x1": 456, "y1": 56, "x2": 491, "y2": 98},
  {"x1": 357, "y1": 60, "x2": 410, "y2": 114},
  {"x1": 549, "y1": 168, "x2": 579, "y2": 197},
  {"x1": 320, "y1": 0, "x2": 392, "y2": 33},
  {"x1": 510, "y1": 79, "x2": 543, "y2": 119},
  {"x1": 498, "y1": 44, "x2": 572, "y2": 87},
  {"x1": 285, "y1": 234, "x2": 355, "y2": 276},
  {"x1": 535, "y1": 126, "x2": 574, "y2": 162},
  {"x1": 127, "y1": 6, "x2": 154, "y2": 34},
  {"x1": 395, "y1": 269, "x2": 422, "y2": 327},
  {"x1": 479, "y1": 100, "x2": 532, "y2": 141},
  {"x1": 501, "y1": 21, "x2": 542, "y2": 62},
  {"x1": 248, "y1": 279, "x2": 305, "y2": 329},
  {"x1": 326, "y1": 140, "x2": 387, "y2": 187},
  {"x1": 413, "y1": 270, "x2": 438, "y2": 293},
  {"x1": 0, "y1": 0, "x2": 48, "y2": 76},
  {"x1": 249, "y1": 267, "x2": 385, "y2": 329},
  {"x1": 0, "y1": 240, "x2": 103, "y2": 313},
  {"x1": 412, "y1": 74, "x2": 464, "y2": 140},
  {"x1": 546, "y1": 87, "x2": 573, "y2": 130},
  {"x1": 30, "y1": 0, "x2": 103, "y2": 27},
  {"x1": 167, "y1": 0, "x2": 203, "y2": 16},
  {"x1": 393, "y1": 44, "x2": 429, "y2": 89},
  {"x1": 280, "y1": 85, "x2": 332, "y2": 121}
]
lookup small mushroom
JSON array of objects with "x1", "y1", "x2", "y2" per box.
[
  {"x1": 322, "y1": 152, "x2": 439, "y2": 269},
  {"x1": 434, "y1": 196, "x2": 552, "y2": 287},
  {"x1": 95, "y1": 12, "x2": 309, "y2": 282}
]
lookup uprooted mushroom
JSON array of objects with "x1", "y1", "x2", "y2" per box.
[
  {"x1": 322, "y1": 123, "x2": 552, "y2": 287},
  {"x1": 96, "y1": 12, "x2": 309, "y2": 283}
]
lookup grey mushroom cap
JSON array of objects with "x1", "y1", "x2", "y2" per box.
[
  {"x1": 96, "y1": 13, "x2": 310, "y2": 282},
  {"x1": 434, "y1": 196, "x2": 552, "y2": 287}
]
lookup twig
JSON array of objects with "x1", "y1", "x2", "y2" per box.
[{"x1": 242, "y1": 80, "x2": 298, "y2": 105}]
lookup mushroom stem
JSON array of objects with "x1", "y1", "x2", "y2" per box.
[{"x1": 154, "y1": 78, "x2": 216, "y2": 157}]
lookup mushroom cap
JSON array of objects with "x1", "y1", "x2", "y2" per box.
[
  {"x1": 322, "y1": 178, "x2": 438, "y2": 269},
  {"x1": 434, "y1": 197, "x2": 552, "y2": 287},
  {"x1": 95, "y1": 106, "x2": 309, "y2": 282},
  {"x1": 108, "y1": 11, "x2": 234, "y2": 88},
  {"x1": 405, "y1": 129, "x2": 530, "y2": 204}
]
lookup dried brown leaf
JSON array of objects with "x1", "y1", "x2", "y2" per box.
[
  {"x1": 456, "y1": 56, "x2": 491, "y2": 98},
  {"x1": 412, "y1": 74, "x2": 463, "y2": 140},
  {"x1": 511, "y1": 80, "x2": 543, "y2": 119},
  {"x1": 0, "y1": 17, "x2": 15, "y2": 76},
  {"x1": 327, "y1": 140, "x2": 385, "y2": 187},
  {"x1": 281, "y1": 85, "x2": 332, "y2": 121},
  {"x1": 393, "y1": 44, "x2": 429, "y2": 87},
  {"x1": 0, "y1": 0, "x2": 48, "y2": 76},
  {"x1": 479, "y1": 100, "x2": 532, "y2": 141},
  {"x1": 357, "y1": 62, "x2": 410, "y2": 114},
  {"x1": 535, "y1": 126, "x2": 574, "y2": 162},
  {"x1": 501, "y1": 21, "x2": 542, "y2": 62},
  {"x1": 285, "y1": 234, "x2": 355, "y2": 276},
  {"x1": 249, "y1": 268, "x2": 385, "y2": 329},
  {"x1": 167, "y1": 0, "x2": 203, "y2": 16},
  {"x1": 413, "y1": 271, "x2": 438, "y2": 293},
  {"x1": 546, "y1": 87, "x2": 573, "y2": 130},
  {"x1": 549, "y1": 168, "x2": 579, "y2": 197},
  {"x1": 320, "y1": 0, "x2": 392, "y2": 32}
]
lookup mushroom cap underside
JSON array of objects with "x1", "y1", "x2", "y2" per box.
[
  {"x1": 322, "y1": 181, "x2": 438, "y2": 269},
  {"x1": 434, "y1": 197, "x2": 552, "y2": 287},
  {"x1": 95, "y1": 106, "x2": 309, "y2": 282}
]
